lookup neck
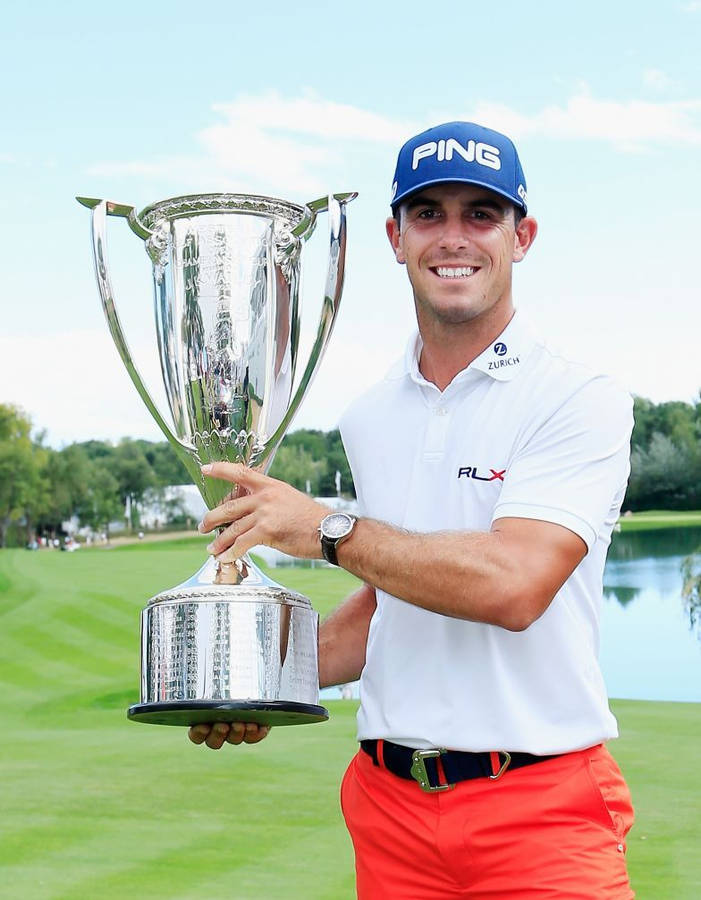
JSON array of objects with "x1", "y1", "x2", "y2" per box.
[{"x1": 418, "y1": 304, "x2": 515, "y2": 391}]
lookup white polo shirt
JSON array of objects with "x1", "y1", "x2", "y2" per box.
[{"x1": 339, "y1": 312, "x2": 633, "y2": 755}]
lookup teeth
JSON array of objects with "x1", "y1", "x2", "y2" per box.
[{"x1": 435, "y1": 266, "x2": 476, "y2": 278}]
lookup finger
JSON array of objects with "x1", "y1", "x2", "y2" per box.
[
  {"x1": 225, "y1": 722, "x2": 247, "y2": 745},
  {"x1": 204, "y1": 722, "x2": 231, "y2": 750},
  {"x1": 207, "y1": 513, "x2": 258, "y2": 557},
  {"x1": 198, "y1": 495, "x2": 257, "y2": 535},
  {"x1": 215, "y1": 525, "x2": 264, "y2": 565},
  {"x1": 188, "y1": 724, "x2": 212, "y2": 744},
  {"x1": 201, "y1": 462, "x2": 270, "y2": 488},
  {"x1": 243, "y1": 724, "x2": 271, "y2": 744}
]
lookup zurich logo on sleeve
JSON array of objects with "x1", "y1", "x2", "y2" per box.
[{"x1": 494, "y1": 342, "x2": 507, "y2": 356}]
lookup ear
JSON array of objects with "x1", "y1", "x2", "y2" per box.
[
  {"x1": 385, "y1": 216, "x2": 406, "y2": 264},
  {"x1": 513, "y1": 216, "x2": 538, "y2": 263}
]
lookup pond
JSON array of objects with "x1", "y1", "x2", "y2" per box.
[
  {"x1": 320, "y1": 526, "x2": 701, "y2": 704},
  {"x1": 601, "y1": 526, "x2": 701, "y2": 702}
]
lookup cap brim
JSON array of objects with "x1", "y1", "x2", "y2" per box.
[{"x1": 391, "y1": 176, "x2": 527, "y2": 215}]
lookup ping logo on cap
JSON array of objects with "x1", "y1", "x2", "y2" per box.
[{"x1": 412, "y1": 138, "x2": 502, "y2": 172}]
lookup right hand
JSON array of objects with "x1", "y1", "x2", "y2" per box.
[{"x1": 188, "y1": 721, "x2": 271, "y2": 750}]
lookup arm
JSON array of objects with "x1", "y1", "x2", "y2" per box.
[
  {"x1": 199, "y1": 464, "x2": 586, "y2": 632},
  {"x1": 319, "y1": 582, "x2": 376, "y2": 686},
  {"x1": 335, "y1": 516, "x2": 584, "y2": 632}
]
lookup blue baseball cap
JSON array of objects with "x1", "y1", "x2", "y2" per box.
[{"x1": 390, "y1": 121, "x2": 528, "y2": 215}]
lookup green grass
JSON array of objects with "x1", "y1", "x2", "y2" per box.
[
  {"x1": 1, "y1": 542, "x2": 699, "y2": 898},
  {"x1": 619, "y1": 510, "x2": 701, "y2": 532}
]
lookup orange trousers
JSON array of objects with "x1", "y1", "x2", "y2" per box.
[{"x1": 340, "y1": 743, "x2": 634, "y2": 899}]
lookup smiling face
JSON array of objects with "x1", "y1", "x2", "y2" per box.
[{"x1": 386, "y1": 183, "x2": 537, "y2": 333}]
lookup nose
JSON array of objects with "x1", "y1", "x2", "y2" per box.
[{"x1": 437, "y1": 213, "x2": 469, "y2": 251}]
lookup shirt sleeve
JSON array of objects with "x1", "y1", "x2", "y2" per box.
[
  {"x1": 491, "y1": 376, "x2": 633, "y2": 551},
  {"x1": 339, "y1": 409, "x2": 368, "y2": 518}
]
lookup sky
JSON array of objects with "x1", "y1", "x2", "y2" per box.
[{"x1": 1, "y1": 0, "x2": 700, "y2": 447}]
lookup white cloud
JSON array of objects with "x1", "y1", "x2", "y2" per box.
[
  {"x1": 682, "y1": 1, "x2": 701, "y2": 11},
  {"x1": 89, "y1": 87, "x2": 701, "y2": 196},
  {"x1": 89, "y1": 91, "x2": 417, "y2": 197},
  {"x1": 460, "y1": 87, "x2": 701, "y2": 150},
  {"x1": 643, "y1": 68, "x2": 674, "y2": 91}
]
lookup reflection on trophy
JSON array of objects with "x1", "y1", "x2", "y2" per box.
[{"x1": 77, "y1": 191, "x2": 356, "y2": 727}]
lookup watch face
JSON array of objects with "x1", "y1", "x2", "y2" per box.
[{"x1": 322, "y1": 513, "x2": 354, "y2": 539}]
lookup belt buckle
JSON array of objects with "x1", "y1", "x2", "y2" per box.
[
  {"x1": 410, "y1": 748, "x2": 455, "y2": 793},
  {"x1": 489, "y1": 751, "x2": 512, "y2": 780}
]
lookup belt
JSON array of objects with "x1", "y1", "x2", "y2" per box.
[{"x1": 360, "y1": 739, "x2": 558, "y2": 793}]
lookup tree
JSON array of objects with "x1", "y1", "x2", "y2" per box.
[
  {"x1": 39, "y1": 444, "x2": 92, "y2": 532},
  {"x1": 80, "y1": 464, "x2": 123, "y2": 537},
  {"x1": 0, "y1": 405, "x2": 47, "y2": 547},
  {"x1": 112, "y1": 440, "x2": 156, "y2": 529},
  {"x1": 135, "y1": 439, "x2": 190, "y2": 486},
  {"x1": 626, "y1": 431, "x2": 700, "y2": 511},
  {"x1": 270, "y1": 444, "x2": 326, "y2": 494}
]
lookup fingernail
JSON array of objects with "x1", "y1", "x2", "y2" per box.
[
  {"x1": 206, "y1": 542, "x2": 216, "y2": 554},
  {"x1": 197, "y1": 520, "x2": 206, "y2": 534},
  {"x1": 201, "y1": 463, "x2": 213, "y2": 474}
]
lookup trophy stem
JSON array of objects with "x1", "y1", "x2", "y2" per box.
[{"x1": 176, "y1": 552, "x2": 285, "y2": 591}]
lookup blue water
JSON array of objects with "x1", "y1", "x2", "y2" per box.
[
  {"x1": 321, "y1": 527, "x2": 701, "y2": 703},
  {"x1": 600, "y1": 527, "x2": 701, "y2": 702}
]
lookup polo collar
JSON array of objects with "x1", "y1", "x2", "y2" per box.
[{"x1": 403, "y1": 311, "x2": 538, "y2": 387}]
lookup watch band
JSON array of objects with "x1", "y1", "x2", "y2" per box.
[{"x1": 321, "y1": 534, "x2": 341, "y2": 566}]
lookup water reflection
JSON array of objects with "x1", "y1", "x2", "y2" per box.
[
  {"x1": 603, "y1": 585, "x2": 641, "y2": 607},
  {"x1": 608, "y1": 525, "x2": 701, "y2": 561},
  {"x1": 601, "y1": 526, "x2": 701, "y2": 701},
  {"x1": 681, "y1": 554, "x2": 701, "y2": 642}
]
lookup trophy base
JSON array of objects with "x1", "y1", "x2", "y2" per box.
[{"x1": 127, "y1": 700, "x2": 329, "y2": 727}]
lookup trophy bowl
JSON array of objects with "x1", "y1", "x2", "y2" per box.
[{"x1": 78, "y1": 190, "x2": 356, "y2": 726}]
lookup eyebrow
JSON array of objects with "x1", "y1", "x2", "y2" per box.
[
  {"x1": 404, "y1": 195, "x2": 440, "y2": 212},
  {"x1": 404, "y1": 194, "x2": 508, "y2": 214}
]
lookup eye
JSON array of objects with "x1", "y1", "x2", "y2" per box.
[{"x1": 417, "y1": 207, "x2": 439, "y2": 220}]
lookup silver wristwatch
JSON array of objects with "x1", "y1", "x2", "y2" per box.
[{"x1": 318, "y1": 512, "x2": 357, "y2": 566}]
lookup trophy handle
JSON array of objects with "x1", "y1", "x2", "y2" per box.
[
  {"x1": 77, "y1": 197, "x2": 200, "y2": 482},
  {"x1": 265, "y1": 191, "x2": 357, "y2": 459}
]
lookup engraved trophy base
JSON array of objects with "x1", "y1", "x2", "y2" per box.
[{"x1": 130, "y1": 555, "x2": 329, "y2": 727}]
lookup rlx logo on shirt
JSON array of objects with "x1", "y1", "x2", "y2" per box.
[{"x1": 458, "y1": 466, "x2": 506, "y2": 482}]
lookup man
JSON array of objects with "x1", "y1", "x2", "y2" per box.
[{"x1": 190, "y1": 122, "x2": 635, "y2": 899}]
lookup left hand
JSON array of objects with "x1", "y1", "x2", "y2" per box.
[
  {"x1": 188, "y1": 721, "x2": 271, "y2": 749},
  {"x1": 198, "y1": 462, "x2": 329, "y2": 562}
]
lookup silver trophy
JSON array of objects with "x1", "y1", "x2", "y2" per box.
[{"x1": 77, "y1": 191, "x2": 356, "y2": 727}]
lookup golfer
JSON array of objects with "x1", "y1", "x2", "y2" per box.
[{"x1": 191, "y1": 121, "x2": 635, "y2": 899}]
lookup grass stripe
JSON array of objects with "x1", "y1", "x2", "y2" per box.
[{"x1": 1, "y1": 541, "x2": 699, "y2": 898}]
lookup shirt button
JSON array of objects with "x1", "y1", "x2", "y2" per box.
[{"x1": 436, "y1": 407, "x2": 448, "y2": 416}]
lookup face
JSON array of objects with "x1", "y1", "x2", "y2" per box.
[{"x1": 386, "y1": 183, "x2": 537, "y2": 330}]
